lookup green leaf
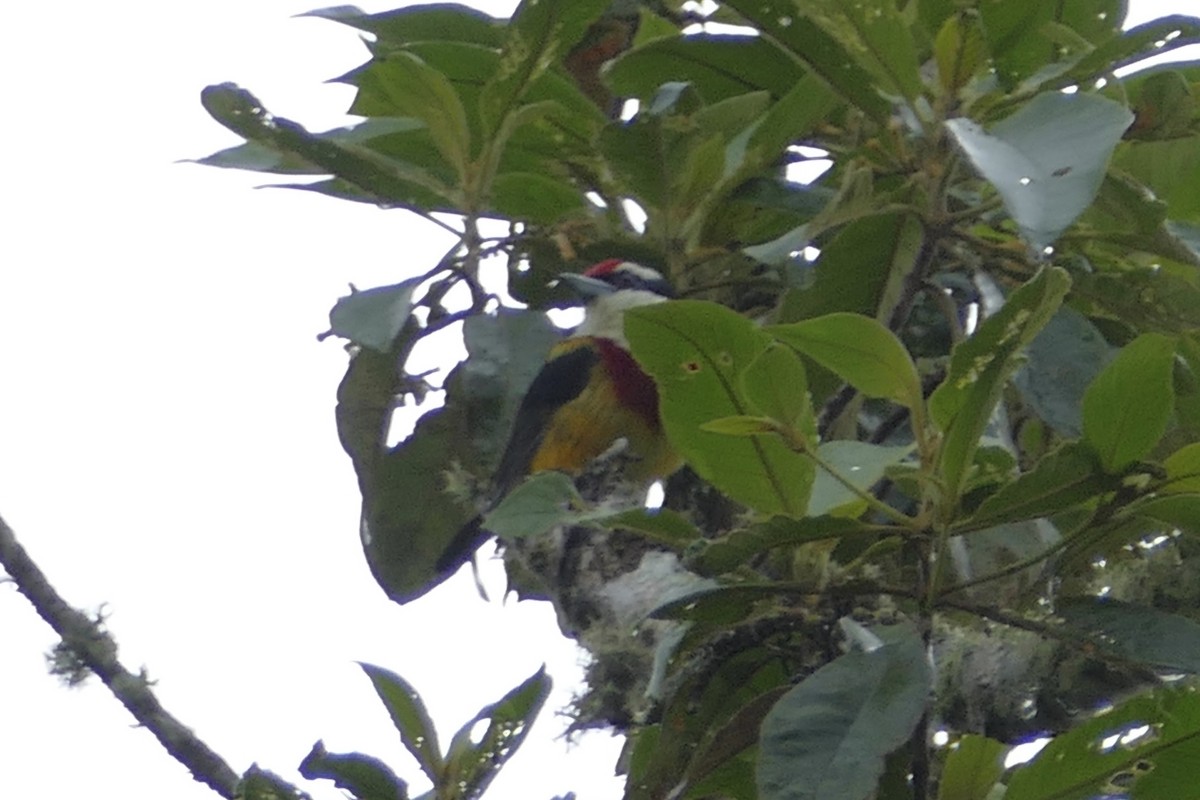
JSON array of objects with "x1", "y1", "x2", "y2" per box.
[
  {"x1": 349, "y1": 310, "x2": 562, "y2": 602},
  {"x1": 929, "y1": 267, "x2": 1070, "y2": 505},
  {"x1": 757, "y1": 624, "x2": 931, "y2": 800},
  {"x1": 946, "y1": 92, "x2": 1134, "y2": 251},
  {"x1": 720, "y1": 0, "x2": 891, "y2": 121},
  {"x1": 489, "y1": 171, "x2": 587, "y2": 224},
  {"x1": 342, "y1": 52, "x2": 472, "y2": 179},
  {"x1": 767, "y1": 313, "x2": 923, "y2": 411},
  {"x1": 652, "y1": 584, "x2": 792, "y2": 624},
  {"x1": 479, "y1": 0, "x2": 609, "y2": 136},
  {"x1": 238, "y1": 766, "x2": 313, "y2": 800},
  {"x1": 445, "y1": 667, "x2": 551, "y2": 800},
  {"x1": 360, "y1": 664, "x2": 443, "y2": 783},
  {"x1": 934, "y1": 12, "x2": 987, "y2": 94},
  {"x1": 740, "y1": 343, "x2": 814, "y2": 431},
  {"x1": 1163, "y1": 441, "x2": 1200, "y2": 494},
  {"x1": 483, "y1": 472, "x2": 583, "y2": 540},
  {"x1": 200, "y1": 83, "x2": 457, "y2": 210},
  {"x1": 1058, "y1": 597, "x2": 1200, "y2": 674},
  {"x1": 809, "y1": 441, "x2": 913, "y2": 518},
  {"x1": 688, "y1": 515, "x2": 881, "y2": 577},
  {"x1": 608, "y1": 35, "x2": 802, "y2": 103},
  {"x1": 803, "y1": 0, "x2": 924, "y2": 104},
  {"x1": 1073, "y1": 267, "x2": 1200, "y2": 335},
  {"x1": 302, "y1": 4, "x2": 503, "y2": 47},
  {"x1": 1131, "y1": 493, "x2": 1200, "y2": 536},
  {"x1": 1005, "y1": 687, "x2": 1200, "y2": 800},
  {"x1": 978, "y1": 0, "x2": 1123, "y2": 90},
  {"x1": 966, "y1": 443, "x2": 1109, "y2": 529},
  {"x1": 595, "y1": 507, "x2": 699, "y2": 550},
  {"x1": 1013, "y1": 306, "x2": 1115, "y2": 438},
  {"x1": 625, "y1": 301, "x2": 814, "y2": 516},
  {"x1": 1082, "y1": 332, "x2": 1176, "y2": 473},
  {"x1": 775, "y1": 213, "x2": 925, "y2": 320},
  {"x1": 1112, "y1": 135, "x2": 1200, "y2": 224},
  {"x1": 937, "y1": 735, "x2": 1005, "y2": 800},
  {"x1": 326, "y1": 279, "x2": 423, "y2": 353},
  {"x1": 299, "y1": 741, "x2": 409, "y2": 800},
  {"x1": 1067, "y1": 17, "x2": 1200, "y2": 92}
]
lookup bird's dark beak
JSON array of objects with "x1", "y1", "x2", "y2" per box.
[{"x1": 558, "y1": 272, "x2": 616, "y2": 298}]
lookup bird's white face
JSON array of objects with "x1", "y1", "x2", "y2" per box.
[{"x1": 575, "y1": 283, "x2": 669, "y2": 347}]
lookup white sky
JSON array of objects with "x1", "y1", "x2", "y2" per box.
[{"x1": 0, "y1": 2, "x2": 1195, "y2": 800}]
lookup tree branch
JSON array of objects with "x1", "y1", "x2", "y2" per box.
[{"x1": 0, "y1": 512, "x2": 275, "y2": 799}]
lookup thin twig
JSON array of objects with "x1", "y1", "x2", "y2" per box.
[{"x1": 0, "y1": 513, "x2": 281, "y2": 799}]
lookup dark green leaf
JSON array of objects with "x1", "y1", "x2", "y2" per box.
[
  {"x1": 352, "y1": 310, "x2": 561, "y2": 602},
  {"x1": 688, "y1": 516, "x2": 885, "y2": 578},
  {"x1": 625, "y1": 301, "x2": 814, "y2": 516},
  {"x1": 1082, "y1": 332, "x2": 1176, "y2": 473},
  {"x1": 937, "y1": 735, "x2": 1005, "y2": 800},
  {"x1": 1013, "y1": 307, "x2": 1114, "y2": 438},
  {"x1": 934, "y1": 12, "x2": 987, "y2": 94},
  {"x1": 1112, "y1": 135, "x2": 1200, "y2": 224},
  {"x1": 327, "y1": 279, "x2": 423, "y2": 353},
  {"x1": 1058, "y1": 597, "x2": 1200, "y2": 674},
  {"x1": 775, "y1": 213, "x2": 925, "y2": 319},
  {"x1": 652, "y1": 584, "x2": 790, "y2": 624},
  {"x1": 720, "y1": 0, "x2": 891, "y2": 121},
  {"x1": 595, "y1": 507, "x2": 699, "y2": 549},
  {"x1": 446, "y1": 667, "x2": 551, "y2": 800},
  {"x1": 1163, "y1": 441, "x2": 1200, "y2": 494},
  {"x1": 979, "y1": 0, "x2": 1123, "y2": 90},
  {"x1": 767, "y1": 313, "x2": 923, "y2": 411},
  {"x1": 238, "y1": 765, "x2": 312, "y2": 800},
  {"x1": 1066, "y1": 17, "x2": 1200, "y2": 92},
  {"x1": 200, "y1": 83, "x2": 456, "y2": 211},
  {"x1": 340, "y1": 53, "x2": 472, "y2": 177},
  {"x1": 299, "y1": 741, "x2": 409, "y2": 800},
  {"x1": 682, "y1": 691, "x2": 789, "y2": 800},
  {"x1": 757, "y1": 624, "x2": 931, "y2": 800},
  {"x1": 479, "y1": 0, "x2": 609, "y2": 136},
  {"x1": 608, "y1": 35, "x2": 801, "y2": 102},
  {"x1": 1005, "y1": 687, "x2": 1200, "y2": 800},
  {"x1": 946, "y1": 92, "x2": 1133, "y2": 251},
  {"x1": 929, "y1": 267, "x2": 1070, "y2": 502},
  {"x1": 804, "y1": 0, "x2": 923, "y2": 104},
  {"x1": 1074, "y1": 267, "x2": 1200, "y2": 334},
  {"x1": 1131, "y1": 493, "x2": 1200, "y2": 536},
  {"x1": 966, "y1": 443, "x2": 1108, "y2": 529},
  {"x1": 489, "y1": 171, "x2": 587, "y2": 224},
  {"x1": 360, "y1": 664, "x2": 443, "y2": 782},
  {"x1": 302, "y1": 4, "x2": 503, "y2": 47}
]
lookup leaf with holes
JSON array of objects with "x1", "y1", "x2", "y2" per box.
[
  {"x1": 444, "y1": 667, "x2": 551, "y2": 800},
  {"x1": 626, "y1": 301, "x2": 814, "y2": 516},
  {"x1": 1005, "y1": 687, "x2": 1200, "y2": 800},
  {"x1": 929, "y1": 267, "x2": 1070, "y2": 504}
]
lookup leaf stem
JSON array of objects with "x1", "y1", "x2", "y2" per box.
[{"x1": 804, "y1": 446, "x2": 920, "y2": 529}]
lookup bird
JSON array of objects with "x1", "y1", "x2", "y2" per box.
[{"x1": 437, "y1": 259, "x2": 680, "y2": 572}]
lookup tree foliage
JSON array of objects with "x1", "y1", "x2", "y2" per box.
[{"x1": 197, "y1": 1, "x2": 1200, "y2": 798}]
